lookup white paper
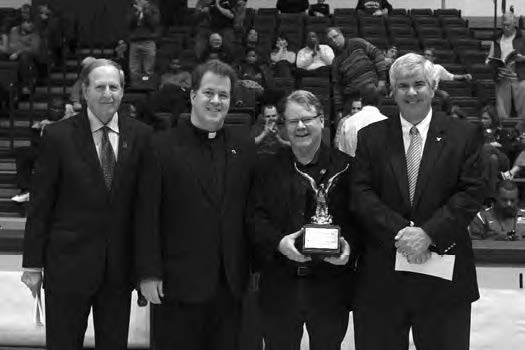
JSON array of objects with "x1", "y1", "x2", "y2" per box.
[
  {"x1": 304, "y1": 227, "x2": 339, "y2": 249},
  {"x1": 33, "y1": 290, "x2": 45, "y2": 327},
  {"x1": 395, "y1": 252, "x2": 455, "y2": 281}
]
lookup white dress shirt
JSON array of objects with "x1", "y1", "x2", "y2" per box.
[
  {"x1": 432, "y1": 64, "x2": 454, "y2": 89},
  {"x1": 337, "y1": 106, "x2": 388, "y2": 157},
  {"x1": 87, "y1": 108, "x2": 119, "y2": 161},
  {"x1": 296, "y1": 44, "x2": 335, "y2": 70},
  {"x1": 400, "y1": 108, "x2": 432, "y2": 155}
]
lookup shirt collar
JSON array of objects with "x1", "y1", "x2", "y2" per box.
[
  {"x1": 87, "y1": 108, "x2": 119, "y2": 134},
  {"x1": 399, "y1": 107, "x2": 432, "y2": 134}
]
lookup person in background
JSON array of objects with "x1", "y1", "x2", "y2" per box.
[
  {"x1": 199, "y1": 32, "x2": 234, "y2": 64},
  {"x1": 356, "y1": 0, "x2": 393, "y2": 16},
  {"x1": 251, "y1": 103, "x2": 289, "y2": 156},
  {"x1": 334, "y1": 97, "x2": 362, "y2": 151},
  {"x1": 7, "y1": 21, "x2": 41, "y2": 95},
  {"x1": 127, "y1": 0, "x2": 160, "y2": 85},
  {"x1": 309, "y1": 0, "x2": 330, "y2": 17},
  {"x1": 469, "y1": 180, "x2": 525, "y2": 241},
  {"x1": 336, "y1": 86, "x2": 387, "y2": 157},
  {"x1": 326, "y1": 27, "x2": 387, "y2": 121},
  {"x1": 276, "y1": 0, "x2": 309, "y2": 14},
  {"x1": 486, "y1": 13, "x2": 525, "y2": 120},
  {"x1": 70, "y1": 56, "x2": 97, "y2": 111},
  {"x1": 296, "y1": 31, "x2": 334, "y2": 77},
  {"x1": 424, "y1": 47, "x2": 472, "y2": 113},
  {"x1": 270, "y1": 33, "x2": 296, "y2": 78}
]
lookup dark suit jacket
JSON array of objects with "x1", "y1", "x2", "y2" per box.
[
  {"x1": 134, "y1": 119, "x2": 256, "y2": 303},
  {"x1": 351, "y1": 112, "x2": 485, "y2": 309},
  {"x1": 249, "y1": 144, "x2": 359, "y2": 311},
  {"x1": 22, "y1": 111, "x2": 152, "y2": 295}
]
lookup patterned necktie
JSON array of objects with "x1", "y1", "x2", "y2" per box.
[
  {"x1": 406, "y1": 125, "x2": 422, "y2": 205},
  {"x1": 100, "y1": 126, "x2": 116, "y2": 190}
]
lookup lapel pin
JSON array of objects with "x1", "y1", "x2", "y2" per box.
[
  {"x1": 231, "y1": 149, "x2": 236, "y2": 155},
  {"x1": 436, "y1": 137, "x2": 442, "y2": 142},
  {"x1": 320, "y1": 169, "x2": 326, "y2": 175},
  {"x1": 123, "y1": 141, "x2": 128, "y2": 149}
]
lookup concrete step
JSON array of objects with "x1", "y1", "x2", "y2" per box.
[
  {"x1": 34, "y1": 85, "x2": 73, "y2": 95},
  {"x1": 0, "y1": 119, "x2": 32, "y2": 128},
  {"x1": 0, "y1": 216, "x2": 26, "y2": 230},
  {"x1": 77, "y1": 48, "x2": 115, "y2": 57},
  {"x1": 17, "y1": 101, "x2": 48, "y2": 111},
  {"x1": 0, "y1": 139, "x2": 30, "y2": 149}
]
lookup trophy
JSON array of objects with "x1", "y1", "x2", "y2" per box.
[{"x1": 295, "y1": 163, "x2": 347, "y2": 256}]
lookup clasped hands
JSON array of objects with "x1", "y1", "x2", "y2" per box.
[
  {"x1": 395, "y1": 226, "x2": 432, "y2": 264},
  {"x1": 278, "y1": 229, "x2": 350, "y2": 266}
]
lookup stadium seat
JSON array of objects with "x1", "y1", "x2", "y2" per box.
[
  {"x1": 475, "y1": 80, "x2": 496, "y2": 102},
  {"x1": 333, "y1": 16, "x2": 358, "y2": 28},
  {"x1": 393, "y1": 37, "x2": 421, "y2": 52},
  {"x1": 441, "y1": 63, "x2": 466, "y2": 74},
  {"x1": 439, "y1": 80, "x2": 473, "y2": 97},
  {"x1": 434, "y1": 8, "x2": 462, "y2": 17},
  {"x1": 365, "y1": 37, "x2": 389, "y2": 50},
  {"x1": 359, "y1": 15, "x2": 384, "y2": 28},
  {"x1": 458, "y1": 50, "x2": 487, "y2": 65},
  {"x1": 413, "y1": 17, "x2": 440, "y2": 27},
  {"x1": 449, "y1": 96, "x2": 480, "y2": 117},
  {"x1": 421, "y1": 38, "x2": 451, "y2": 50},
  {"x1": 417, "y1": 26, "x2": 444, "y2": 39},
  {"x1": 433, "y1": 49, "x2": 458, "y2": 64},
  {"x1": 254, "y1": 14, "x2": 277, "y2": 34},
  {"x1": 278, "y1": 13, "x2": 304, "y2": 27},
  {"x1": 333, "y1": 8, "x2": 356, "y2": 17},
  {"x1": 257, "y1": 8, "x2": 277, "y2": 16},
  {"x1": 410, "y1": 8, "x2": 433, "y2": 17},
  {"x1": 390, "y1": 8, "x2": 408, "y2": 16},
  {"x1": 451, "y1": 38, "x2": 481, "y2": 52},
  {"x1": 389, "y1": 25, "x2": 417, "y2": 39},
  {"x1": 440, "y1": 16, "x2": 467, "y2": 27},
  {"x1": 388, "y1": 16, "x2": 412, "y2": 27},
  {"x1": 360, "y1": 25, "x2": 387, "y2": 38},
  {"x1": 445, "y1": 27, "x2": 471, "y2": 40}
]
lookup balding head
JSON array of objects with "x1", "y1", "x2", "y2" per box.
[{"x1": 502, "y1": 13, "x2": 517, "y2": 37}]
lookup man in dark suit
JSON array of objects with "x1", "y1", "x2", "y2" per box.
[
  {"x1": 135, "y1": 59, "x2": 255, "y2": 350},
  {"x1": 21, "y1": 58, "x2": 152, "y2": 350},
  {"x1": 351, "y1": 53, "x2": 485, "y2": 350}
]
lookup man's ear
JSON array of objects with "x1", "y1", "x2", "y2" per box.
[{"x1": 190, "y1": 89, "x2": 196, "y2": 106}]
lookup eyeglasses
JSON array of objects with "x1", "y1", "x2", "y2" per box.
[{"x1": 285, "y1": 114, "x2": 322, "y2": 126}]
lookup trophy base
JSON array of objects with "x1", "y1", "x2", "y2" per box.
[{"x1": 301, "y1": 224, "x2": 341, "y2": 256}]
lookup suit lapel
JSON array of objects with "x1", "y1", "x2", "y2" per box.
[
  {"x1": 73, "y1": 112, "x2": 109, "y2": 198},
  {"x1": 387, "y1": 117, "x2": 411, "y2": 208},
  {"x1": 110, "y1": 115, "x2": 134, "y2": 200},
  {"x1": 412, "y1": 112, "x2": 447, "y2": 209}
]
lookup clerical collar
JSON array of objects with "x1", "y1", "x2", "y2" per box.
[{"x1": 190, "y1": 121, "x2": 222, "y2": 140}]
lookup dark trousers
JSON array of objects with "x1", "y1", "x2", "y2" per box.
[
  {"x1": 353, "y1": 301, "x2": 471, "y2": 350},
  {"x1": 261, "y1": 278, "x2": 349, "y2": 350},
  {"x1": 153, "y1": 280, "x2": 241, "y2": 350},
  {"x1": 44, "y1": 285, "x2": 131, "y2": 350},
  {"x1": 14, "y1": 146, "x2": 38, "y2": 191}
]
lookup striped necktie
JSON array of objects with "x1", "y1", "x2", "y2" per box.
[
  {"x1": 100, "y1": 125, "x2": 116, "y2": 190},
  {"x1": 406, "y1": 125, "x2": 422, "y2": 205}
]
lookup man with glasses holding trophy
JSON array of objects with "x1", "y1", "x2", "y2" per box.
[{"x1": 249, "y1": 90, "x2": 358, "y2": 350}]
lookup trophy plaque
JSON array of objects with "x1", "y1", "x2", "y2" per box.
[{"x1": 295, "y1": 163, "x2": 343, "y2": 256}]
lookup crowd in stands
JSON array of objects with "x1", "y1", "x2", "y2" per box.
[{"x1": 2, "y1": 1, "x2": 525, "y2": 241}]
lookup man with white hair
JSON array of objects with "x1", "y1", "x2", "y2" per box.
[
  {"x1": 351, "y1": 53, "x2": 485, "y2": 350},
  {"x1": 486, "y1": 13, "x2": 525, "y2": 119}
]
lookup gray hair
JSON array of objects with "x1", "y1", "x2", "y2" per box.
[
  {"x1": 281, "y1": 90, "x2": 324, "y2": 118},
  {"x1": 79, "y1": 58, "x2": 125, "y2": 88},
  {"x1": 390, "y1": 53, "x2": 436, "y2": 91},
  {"x1": 502, "y1": 13, "x2": 517, "y2": 25}
]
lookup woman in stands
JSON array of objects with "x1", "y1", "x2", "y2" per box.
[{"x1": 270, "y1": 33, "x2": 296, "y2": 78}]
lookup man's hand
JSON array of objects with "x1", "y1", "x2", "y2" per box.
[
  {"x1": 9, "y1": 53, "x2": 18, "y2": 61},
  {"x1": 140, "y1": 278, "x2": 164, "y2": 304},
  {"x1": 278, "y1": 229, "x2": 311, "y2": 263},
  {"x1": 21, "y1": 271, "x2": 43, "y2": 298},
  {"x1": 373, "y1": 9, "x2": 383, "y2": 16},
  {"x1": 377, "y1": 80, "x2": 386, "y2": 93},
  {"x1": 324, "y1": 238, "x2": 351, "y2": 266},
  {"x1": 395, "y1": 226, "x2": 432, "y2": 256},
  {"x1": 406, "y1": 250, "x2": 431, "y2": 264}
]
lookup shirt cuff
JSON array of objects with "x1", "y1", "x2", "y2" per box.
[{"x1": 23, "y1": 267, "x2": 43, "y2": 272}]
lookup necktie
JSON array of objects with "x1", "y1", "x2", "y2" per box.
[
  {"x1": 100, "y1": 126, "x2": 116, "y2": 190},
  {"x1": 406, "y1": 126, "x2": 422, "y2": 205}
]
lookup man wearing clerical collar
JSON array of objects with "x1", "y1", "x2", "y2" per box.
[
  {"x1": 249, "y1": 90, "x2": 357, "y2": 349},
  {"x1": 135, "y1": 59, "x2": 256, "y2": 350}
]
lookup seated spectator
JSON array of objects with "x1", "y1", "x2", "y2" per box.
[
  {"x1": 233, "y1": 0, "x2": 247, "y2": 33},
  {"x1": 356, "y1": 0, "x2": 393, "y2": 16},
  {"x1": 160, "y1": 56, "x2": 192, "y2": 91},
  {"x1": 194, "y1": 0, "x2": 237, "y2": 60},
  {"x1": 7, "y1": 21, "x2": 41, "y2": 94},
  {"x1": 199, "y1": 32, "x2": 234, "y2": 63},
  {"x1": 114, "y1": 39, "x2": 129, "y2": 79},
  {"x1": 309, "y1": 0, "x2": 330, "y2": 17},
  {"x1": 270, "y1": 33, "x2": 296, "y2": 78},
  {"x1": 235, "y1": 49, "x2": 268, "y2": 107},
  {"x1": 296, "y1": 31, "x2": 334, "y2": 77},
  {"x1": 251, "y1": 103, "x2": 290, "y2": 156},
  {"x1": 69, "y1": 56, "x2": 96, "y2": 111},
  {"x1": 469, "y1": 180, "x2": 525, "y2": 241},
  {"x1": 276, "y1": 0, "x2": 309, "y2": 14},
  {"x1": 335, "y1": 86, "x2": 387, "y2": 156},
  {"x1": 0, "y1": 23, "x2": 10, "y2": 57},
  {"x1": 244, "y1": 28, "x2": 270, "y2": 64},
  {"x1": 334, "y1": 96, "x2": 362, "y2": 150},
  {"x1": 424, "y1": 47, "x2": 472, "y2": 113},
  {"x1": 127, "y1": 0, "x2": 160, "y2": 86},
  {"x1": 12, "y1": 96, "x2": 68, "y2": 203}
]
